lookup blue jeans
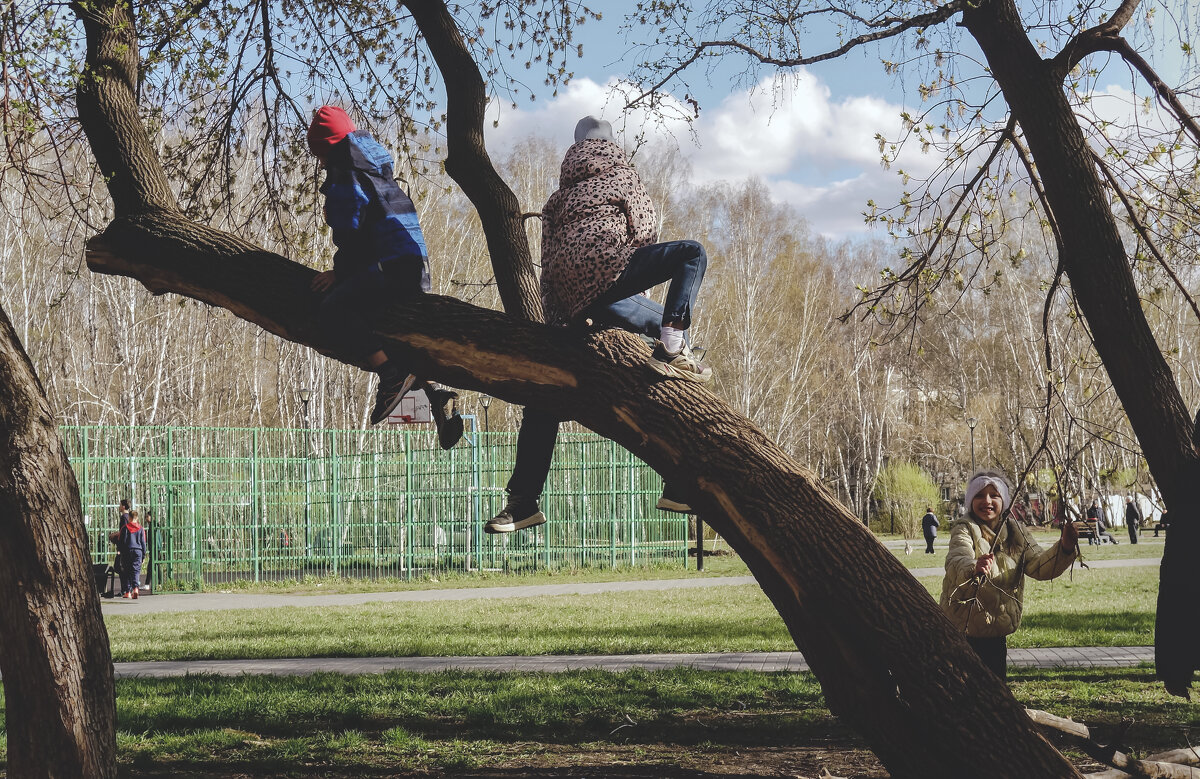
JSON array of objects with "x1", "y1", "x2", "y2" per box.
[
  {"x1": 507, "y1": 294, "x2": 674, "y2": 500},
  {"x1": 317, "y1": 261, "x2": 422, "y2": 362},
  {"x1": 584, "y1": 240, "x2": 707, "y2": 329}
]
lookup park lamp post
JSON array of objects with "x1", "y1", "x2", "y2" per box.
[
  {"x1": 299, "y1": 387, "x2": 312, "y2": 553},
  {"x1": 967, "y1": 417, "x2": 978, "y2": 474},
  {"x1": 299, "y1": 387, "x2": 312, "y2": 427},
  {"x1": 479, "y1": 393, "x2": 491, "y2": 433}
]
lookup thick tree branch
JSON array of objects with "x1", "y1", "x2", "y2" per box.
[
  {"x1": 82, "y1": 208, "x2": 1081, "y2": 777},
  {"x1": 402, "y1": 0, "x2": 543, "y2": 323},
  {"x1": 1052, "y1": 0, "x2": 1200, "y2": 146},
  {"x1": 1054, "y1": 0, "x2": 1141, "y2": 74}
]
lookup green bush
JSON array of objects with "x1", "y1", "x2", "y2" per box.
[{"x1": 873, "y1": 461, "x2": 941, "y2": 538}]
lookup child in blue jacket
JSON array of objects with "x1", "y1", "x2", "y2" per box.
[{"x1": 307, "y1": 106, "x2": 462, "y2": 443}]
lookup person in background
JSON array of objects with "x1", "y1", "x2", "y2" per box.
[
  {"x1": 1124, "y1": 496, "x2": 1140, "y2": 544},
  {"x1": 307, "y1": 105, "x2": 463, "y2": 445},
  {"x1": 1086, "y1": 500, "x2": 1104, "y2": 546},
  {"x1": 921, "y1": 506, "x2": 940, "y2": 554},
  {"x1": 940, "y1": 470, "x2": 1079, "y2": 680},
  {"x1": 117, "y1": 509, "x2": 147, "y2": 599}
]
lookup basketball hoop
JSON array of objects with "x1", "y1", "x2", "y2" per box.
[{"x1": 388, "y1": 388, "x2": 433, "y2": 425}]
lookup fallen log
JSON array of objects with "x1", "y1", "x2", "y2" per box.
[
  {"x1": 1027, "y1": 710, "x2": 1200, "y2": 779},
  {"x1": 1087, "y1": 749, "x2": 1200, "y2": 779}
]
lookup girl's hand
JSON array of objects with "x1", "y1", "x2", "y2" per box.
[{"x1": 974, "y1": 553, "x2": 996, "y2": 577}]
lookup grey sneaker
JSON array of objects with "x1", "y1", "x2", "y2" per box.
[
  {"x1": 484, "y1": 498, "x2": 546, "y2": 534},
  {"x1": 370, "y1": 371, "x2": 418, "y2": 425},
  {"x1": 648, "y1": 342, "x2": 713, "y2": 383}
]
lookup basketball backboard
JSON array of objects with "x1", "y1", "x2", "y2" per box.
[{"x1": 387, "y1": 388, "x2": 433, "y2": 424}]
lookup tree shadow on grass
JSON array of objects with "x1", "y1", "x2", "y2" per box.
[{"x1": 113, "y1": 669, "x2": 852, "y2": 748}]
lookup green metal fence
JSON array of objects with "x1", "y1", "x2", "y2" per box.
[{"x1": 63, "y1": 423, "x2": 687, "y2": 589}]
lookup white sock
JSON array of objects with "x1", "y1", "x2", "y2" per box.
[{"x1": 660, "y1": 326, "x2": 685, "y2": 354}]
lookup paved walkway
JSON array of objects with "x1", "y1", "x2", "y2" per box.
[
  {"x1": 101, "y1": 555, "x2": 1160, "y2": 615},
  {"x1": 113, "y1": 646, "x2": 1154, "y2": 679}
]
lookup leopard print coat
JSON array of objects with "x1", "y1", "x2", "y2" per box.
[{"x1": 540, "y1": 139, "x2": 658, "y2": 325}]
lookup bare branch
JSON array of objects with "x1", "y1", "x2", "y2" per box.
[
  {"x1": 839, "y1": 116, "x2": 1015, "y2": 324},
  {"x1": 1009, "y1": 125, "x2": 1064, "y2": 256},
  {"x1": 1091, "y1": 149, "x2": 1200, "y2": 326},
  {"x1": 629, "y1": 0, "x2": 969, "y2": 108},
  {"x1": 147, "y1": 0, "x2": 215, "y2": 59}
]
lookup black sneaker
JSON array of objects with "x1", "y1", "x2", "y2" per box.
[
  {"x1": 426, "y1": 384, "x2": 464, "y2": 450},
  {"x1": 484, "y1": 498, "x2": 546, "y2": 534},
  {"x1": 656, "y1": 483, "x2": 693, "y2": 513},
  {"x1": 648, "y1": 342, "x2": 713, "y2": 383},
  {"x1": 370, "y1": 371, "x2": 418, "y2": 425}
]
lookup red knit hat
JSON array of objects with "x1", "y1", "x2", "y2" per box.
[{"x1": 307, "y1": 106, "x2": 356, "y2": 158}]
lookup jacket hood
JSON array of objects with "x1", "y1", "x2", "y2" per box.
[
  {"x1": 125, "y1": 520, "x2": 142, "y2": 532},
  {"x1": 329, "y1": 131, "x2": 394, "y2": 176},
  {"x1": 558, "y1": 139, "x2": 628, "y2": 187}
]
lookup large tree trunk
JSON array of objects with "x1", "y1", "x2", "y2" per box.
[
  {"x1": 0, "y1": 301, "x2": 118, "y2": 778},
  {"x1": 71, "y1": 3, "x2": 1081, "y2": 774},
  {"x1": 962, "y1": 0, "x2": 1198, "y2": 697}
]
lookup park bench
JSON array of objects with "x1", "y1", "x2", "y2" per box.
[{"x1": 1071, "y1": 519, "x2": 1098, "y2": 540}]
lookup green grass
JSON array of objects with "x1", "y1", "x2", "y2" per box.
[
  {"x1": 2, "y1": 668, "x2": 1192, "y2": 775},
  {"x1": 182, "y1": 552, "x2": 752, "y2": 595},
  {"x1": 108, "y1": 565, "x2": 1160, "y2": 662},
  {"x1": 107, "y1": 584, "x2": 787, "y2": 661}
]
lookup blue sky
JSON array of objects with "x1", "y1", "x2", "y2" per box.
[
  {"x1": 480, "y1": 4, "x2": 952, "y2": 238},
  {"x1": 480, "y1": 2, "x2": 1193, "y2": 239}
]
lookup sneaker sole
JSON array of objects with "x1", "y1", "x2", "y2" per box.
[
  {"x1": 648, "y1": 360, "x2": 713, "y2": 384},
  {"x1": 656, "y1": 497, "x2": 693, "y2": 513},
  {"x1": 484, "y1": 512, "x2": 547, "y2": 534}
]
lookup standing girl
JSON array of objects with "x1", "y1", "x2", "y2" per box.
[{"x1": 940, "y1": 470, "x2": 1079, "y2": 679}]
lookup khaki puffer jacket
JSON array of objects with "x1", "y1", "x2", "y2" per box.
[
  {"x1": 539, "y1": 139, "x2": 658, "y2": 325},
  {"x1": 939, "y1": 516, "x2": 1078, "y2": 638}
]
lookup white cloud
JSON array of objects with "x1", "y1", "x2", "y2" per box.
[{"x1": 483, "y1": 71, "x2": 940, "y2": 238}]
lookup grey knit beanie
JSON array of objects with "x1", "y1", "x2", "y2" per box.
[{"x1": 574, "y1": 116, "x2": 614, "y2": 143}]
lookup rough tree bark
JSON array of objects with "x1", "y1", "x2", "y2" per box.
[
  {"x1": 0, "y1": 300, "x2": 118, "y2": 779},
  {"x1": 68, "y1": 0, "x2": 1085, "y2": 775},
  {"x1": 962, "y1": 0, "x2": 1198, "y2": 697}
]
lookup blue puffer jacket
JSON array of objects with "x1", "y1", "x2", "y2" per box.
[{"x1": 321, "y1": 131, "x2": 431, "y2": 291}]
